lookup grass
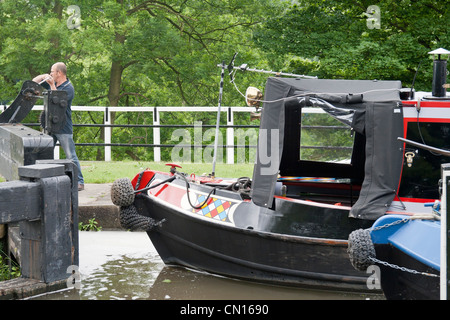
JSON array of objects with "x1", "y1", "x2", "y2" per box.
[
  {"x1": 0, "y1": 161, "x2": 254, "y2": 184},
  {"x1": 80, "y1": 161, "x2": 254, "y2": 184}
]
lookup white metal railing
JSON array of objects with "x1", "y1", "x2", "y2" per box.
[
  {"x1": 27, "y1": 105, "x2": 259, "y2": 163},
  {"x1": 1, "y1": 105, "x2": 329, "y2": 163}
]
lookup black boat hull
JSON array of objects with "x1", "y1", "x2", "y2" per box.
[
  {"x1": 374, "y1": 243, "x2": 440, "y2": 300},
  {"x1": 133, "y1": 188, "x2": 376, "y2": 292}
]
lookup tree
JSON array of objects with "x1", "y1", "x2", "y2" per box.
[
  {"x1": 0, "y1": 0, "x2": 284, "y2": 161},
  {"x1": 0, "y1": 0, "x2": 284, "y2": 106},
  {"x1": 0, "y1": 0, "x2": 74, "y2": 101},
  {"x1": 69, "y1": 0, "x2": 281, "y2": 160},
  {"x1": 253, "y1": 0, "x2": 450, "y2": 91}
]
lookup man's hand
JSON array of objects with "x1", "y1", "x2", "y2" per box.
[{"x1": 46, "y1": 76, "x2": 57, "y2": 90}]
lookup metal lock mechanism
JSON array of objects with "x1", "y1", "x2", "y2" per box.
[
  {"x1": 42, "y1": 90, "x2": 68, "y2": 134},
  {"x1": 405, "y1": 151, "x2": 416, "y2": 167}
]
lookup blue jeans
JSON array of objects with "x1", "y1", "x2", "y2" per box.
[{"x1": 53, "y1": 133, "x2": 84, "y2": 185}]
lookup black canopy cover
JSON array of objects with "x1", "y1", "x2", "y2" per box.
[{"x1": 251, "y1": 77, "x2": 404, "y2": 220}]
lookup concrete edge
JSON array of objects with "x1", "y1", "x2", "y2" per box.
[
  {"x1": 79, "y1": 205, "x2": 122, "y2": 230},
  {"x1": 0, "y1": 278, "x2": 67, "y2": 300}
]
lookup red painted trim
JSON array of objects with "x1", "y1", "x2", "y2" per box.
[
  {"x1": 402, "y1": 100, "x2": 450, "y2": 108},
  {"x1": 397, "y1": 197, "x2": 436, "y2": 203}
]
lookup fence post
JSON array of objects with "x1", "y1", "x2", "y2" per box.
[
  {"x1": 153, "y1": 107, "x2": 161, "y2": 162},
  {"x1": 54, "y1": 145, "x2": 60, "y2": 160},
  {"x1": 227, "y1": 107, "x2": 234, "y2": 164},
  {"x1": 104, "y1": 107, "x2": 111, "y2": 161}
]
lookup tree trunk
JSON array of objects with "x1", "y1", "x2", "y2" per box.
[
  {"x1": 98, "y1": 32, "x2": 126, "y2": 160},
  {"x1": 108, "y1": 60, "x2": 124, "y2": 107}
]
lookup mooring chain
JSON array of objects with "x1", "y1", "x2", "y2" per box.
[
  {"x1": 369, "y1": 257, "x2": 439, "y2": 278},
  {"x1": 371, "y1": 217, "x2": 411, "y2": 232}
]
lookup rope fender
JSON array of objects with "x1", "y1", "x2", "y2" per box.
[
  {"x1": 111, "y1": 177, "x2": 165, "y2": 231},
  {"x1": 347, "y1": 228, "x2": 376, "y2": 272},
  {"x1": 119, "y1": 204, "x2": 163, "y2": 231},
  {"x1": 111, "y1": 177, "x2": 135, "y2": 207}
]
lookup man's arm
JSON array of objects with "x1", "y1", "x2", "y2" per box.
[{"x1": 32, "y1": 74, "x2": 57, "y2": 90}]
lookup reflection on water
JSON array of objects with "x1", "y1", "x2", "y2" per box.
[
  {"x1": 81, "y1": 253, "x2": 163, "y2": 300},
  {"x1": 147, "y1": 267, "x2": 383, "y2": 300},
  {"x1": 28, "y1": 231, "x2": 384, "y2": 300}
]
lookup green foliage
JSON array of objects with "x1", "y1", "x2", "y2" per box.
[
  {"x1": 0, "y1": 0, "x2": 283, "y2": 161},
  {"x1": 0, "y1": 0, "x2": 282, "y2": 106},
  {"x1": 0, "y1": 248, "x2": 21, "y2": 281},
  {"x1": 79, "y1": 218, "x2": 103, "y2": 231},
  {"x1": 253, "y1": 0, "x2": 450, "y2": 90},
  {"x1": 301, "y1": 113, "x2": 354, "y2": 162},
  {"x1": 1, "y1": 0, "x2": 448, "y2": 162}
]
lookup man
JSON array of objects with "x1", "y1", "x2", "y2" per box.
[{"x1": 33, "y1": 62, "x2": 85, "y2": 191}]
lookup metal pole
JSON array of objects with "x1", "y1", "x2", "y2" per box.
[
  {"x1": 211, "y1": 62, "x2": 225, "y2": 178},
  {"x1": 398, "y1": 137, "x2": 450, "y2": 157},
  {"x1": 219, "y1": 64, "x2": 317, "y2": 79}
]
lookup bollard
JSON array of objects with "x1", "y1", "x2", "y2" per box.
[{"x1": 36, "y1": 159, "x2": 79, "y2": 267}]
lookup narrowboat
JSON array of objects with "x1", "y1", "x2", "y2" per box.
[{"x1": 111, "y1": 51, "x2": 450, "y2": 293}]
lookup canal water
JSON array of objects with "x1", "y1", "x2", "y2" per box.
[{"x1": 28, "y1": 231, "x2": 384, "y2": 300}]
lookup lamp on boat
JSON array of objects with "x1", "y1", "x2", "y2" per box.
[
  {"x1": 428, "y1": 48, "x2": 450, "y2": 98},
  {"x1": 245, "y1": 86, "x2": 263, "y2": 108}
]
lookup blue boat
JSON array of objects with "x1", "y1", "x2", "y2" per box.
[
  {"x1": 353, "y1": 213, "x2": 441, "y2": 299},
  {"x1": 348, "y1": 149, "x2": 449, "y2": 300},
  {"x1": 348, "y1": 48, "x2": 450, "y2": 298}
]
